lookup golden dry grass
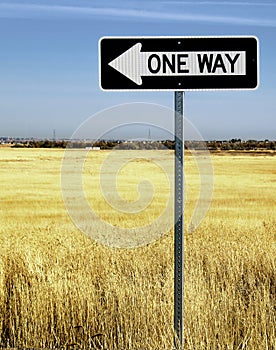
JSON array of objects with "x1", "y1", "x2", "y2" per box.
[{"x1": 0, "y1": 148, "x2": 275, "y2": 349}]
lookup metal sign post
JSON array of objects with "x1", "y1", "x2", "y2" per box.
[
  {"x1": 174, "y1": 91, "x2": 184, "y2": 349},
  {"x1": 98, "y1": 35, "x2": 259, "y2": 350}
]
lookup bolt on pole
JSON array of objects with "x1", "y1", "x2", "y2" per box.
[{"x1": 174, "y1": 91, "x2": 184, "y2": 349}]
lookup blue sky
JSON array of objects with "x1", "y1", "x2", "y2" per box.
[{"x1": 0, "y1": 0, "x2": 275, "y2": 140}]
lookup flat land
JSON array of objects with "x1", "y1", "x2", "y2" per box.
[{"x1": 0, "y1": 148, "x2": 275, "y2": 349}]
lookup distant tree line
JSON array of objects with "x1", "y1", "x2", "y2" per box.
[
  {"x1": 11, "y1": 140, "x2": 68, "y2": 148},
  {"x1": 11, "y1": 138, "x2": 276, "y2": 151},
  {"x1": 206, "y1": 139, "x2": 276, "y2": 151}
]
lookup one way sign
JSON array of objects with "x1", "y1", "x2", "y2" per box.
[{"x1": 99, "y1": 36, "x2": 259, "y2": 91}]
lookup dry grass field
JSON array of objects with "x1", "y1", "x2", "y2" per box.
[{"x1": 0, "y1": 148, "x2": 275, "y2": 349}]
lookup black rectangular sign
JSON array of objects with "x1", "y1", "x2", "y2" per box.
[{"x1": 99, "y1": 36, "x2": 259, "y2": 91}]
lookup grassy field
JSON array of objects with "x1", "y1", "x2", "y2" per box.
[{"x1": 0, "y1": 148, "x2": 275, "y2": 349}]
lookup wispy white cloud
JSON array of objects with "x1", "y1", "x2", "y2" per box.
[
  {"x1": 0, "y1": 2, "x2": 275, "y2": 27},
  {"x1": 160, "y1": 1, "x2": 276, "y2": 6}
]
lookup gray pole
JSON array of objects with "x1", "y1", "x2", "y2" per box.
[{"x1": 174, "y1": 91, "x2": 184, "y2": 349}]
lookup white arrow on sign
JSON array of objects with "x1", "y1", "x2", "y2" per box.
[{"x1": 108, "y1": 43, "x2": 246, "y2": 85}]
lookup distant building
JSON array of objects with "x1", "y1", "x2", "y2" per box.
[{"x1": 86, "y1": 146, "x2": 100, "y2": 150}]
